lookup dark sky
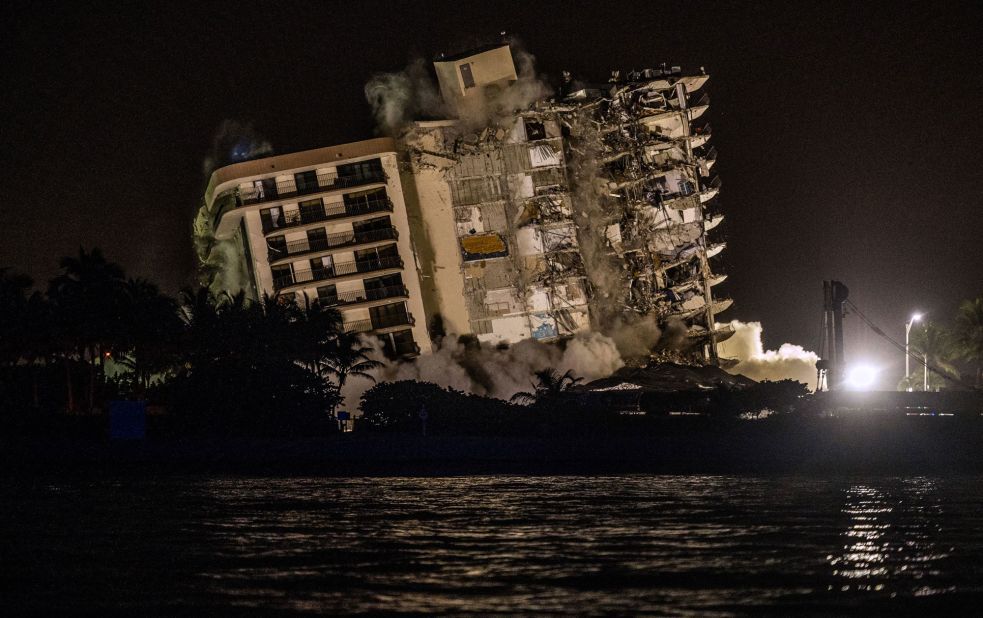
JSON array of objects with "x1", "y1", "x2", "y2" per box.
[{"x1": 4, "y1": 1, "x2": 982, "y2": 382}]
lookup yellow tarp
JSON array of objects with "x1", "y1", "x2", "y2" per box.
[{"x1": 460, "y1": 233, "x2": 506, "y2": 256}]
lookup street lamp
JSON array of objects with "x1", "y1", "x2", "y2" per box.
[{"x1": 905, "y1": 313, "x2": 922, "y2": 391}]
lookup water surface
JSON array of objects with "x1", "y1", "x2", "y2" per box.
[{"x1": 3, "y1": 475, "x2": 983, "y2": 614}]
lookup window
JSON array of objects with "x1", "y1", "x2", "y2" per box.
[
  {"x1": 524, "y1": 120, "x2": 546, "y2": 141},
  {"x1": 271, "y1": 265, "x2": 292, "y2": 287},
  {"x1": 343, "y1": 188, "x2": 387, "y2": 212},
  {"x1": 299, "y1": 198, "x2": 323, "y2": 222},
  {"x1": 311, "y1": 255, "x2": 333, "y2": 277},
  {"x1": 294, "y1": 170, "x2": 319, "y2": 193},
  {"x1": 260, "y1": 207, "x2": 284, "y2": 232},
  {"x1": 307, "y1": 227, "x2": 328, "y2": 251},
  {"x1": 371, "y1": 302, "x2": 409, "y2": 329},
  {"x1": 460, "y1": 63, "x2": 475, "y2": 89},
  {"x1": 337, "y1": 158, "x2": 383, "y2": 181},
  {"x1": 316, "y1": 284, "x2": 338, "y2": 305},
  {"x1": 353, "y1": 216, "x2": 391, "y2": 234},
  {"x1": 267, "y1": 235, "x2": 287, "y2": 258}
]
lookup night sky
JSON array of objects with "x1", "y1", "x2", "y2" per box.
[{"x1": 4, "y1": 1, "x2": 981, "y2": 382}]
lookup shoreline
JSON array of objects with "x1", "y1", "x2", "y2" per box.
[{"x1": 5, "y1": 417, "x2": 983, "y2": 476}]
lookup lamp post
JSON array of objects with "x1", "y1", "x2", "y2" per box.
[
  {"x1": 905, "y1": 313, "x2": 922, "y2": 391},
  {"x1": 923, "y1": 353, "x2": 929, "y2": 392}
]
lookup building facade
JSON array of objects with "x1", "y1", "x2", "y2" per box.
[
  {"x1": 399, "y1": 45, "x2": 731, "y2": 361},
  {"x1": 197, "y1": 42, "x2": 731, "y2": 364},
  {"x1": 199, "y1": 138, "x2": 431, "y2": 357}
]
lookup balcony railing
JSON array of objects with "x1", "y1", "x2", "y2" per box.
[
  {"x1": 240, "y1": 170, "x2": 387, "y2": 207},
  {"x1": 373, "y1": 311, "x2": 416, "y2": 329},
  {"x1": 343, "y1": 311, "x2": 415, "y2": 333},
  {"x1": 317, "y1": 285, "x2": 408, "y2": 308},
  {"x1": 342, "y1": 318, "x2": 374, "y2": 334},
  {"x1": 268, "y1": 226, "x2": 398, "y2": 261},
  {"x1": 273, "y1": 255, "x2": 403, "y2": 290},
  {"x1": 262, "y1": 198, "x2": 392, "y2": 234}
]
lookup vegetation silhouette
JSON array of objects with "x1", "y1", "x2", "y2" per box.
[{"x1": 1, "y1": 247, "x2": 980, "y2": 441}]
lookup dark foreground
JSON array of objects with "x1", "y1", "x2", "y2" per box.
[
  {"x1": 4, "y1": 474, "x2": 983, "y2": 615},
  {"x1": 5, "y1": 415, "x2": 983, "y2": 475}
]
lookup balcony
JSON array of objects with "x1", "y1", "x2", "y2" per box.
[
  {"x1": 240, "y1": 170, "x2": 387, "y2": 207},
  {"x1": 268, "y1": 226, "x2": 398, "y2": 262},
  {"x1": 393, "y1": 339, "x2": 421, "y2": 356},
  {"x1": 317, "y1": 285, "x2": 408, "y2": 308},
  {"x1": 343, "y1": 311, "x2": 415, "y2": 333},
  {"x1": 273, "y1": 255, "x2": 403, "y2": 290},
  {"x1": 262, "y1": 197, "x2": 392, "y2": 234}
]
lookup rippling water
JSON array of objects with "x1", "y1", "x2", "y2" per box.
[{"x1": 4, "y1": 475, "x2": 983, "y2": 614}]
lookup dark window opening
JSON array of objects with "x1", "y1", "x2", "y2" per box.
[
  {"x1": 525, "y1": 120, "x2": 546, "y2": 140},
  {"x1": 267, "y1": 235, "x2": 287, "y2": 258},
  {"x1": 460, "y1": 63, "x2": 475, "y2": 89},
  {"x1": 299, "y1": 198, "x2": 324, "y2": 222},
  {"x1": 356, "y1": 244, "x2": 399, "y2": 262},
  {"x1": 337, "y1": 158, "x2": 383, "y2": 182},
  {"x1": 364, "y1": 273, "x2": 403, "y2": 291},
  {"x1": 370, "y1": 302, "x2": 410, "y2": 329},
  {"x1": 382, "y1": 329, "x2": 418, "y2": 358},
  {"x1": 352, "y1": 216, "x2": 391, "y2": 234},
  {"x1": 272, "y1": 265, "x2": 292, "y2": 288},
  {"x1": 295, "y1": 170, "x2": 319, "y2": 193},
  {"x1": 316, "y1": 284, "x2": 338, "y2": 305}
]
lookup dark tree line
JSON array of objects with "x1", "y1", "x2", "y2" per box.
[{"x1": 1, "y1": 249, "x2": 380, "y2": 436}]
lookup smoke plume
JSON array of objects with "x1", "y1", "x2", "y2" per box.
[
  {"x1": 195, "y1": 120, "x2": 273, "y2": 294},
  {"x1": 338, "y1": 316, "x2": 704, "y2": 412},
  {"x1": 339, "y1": 331, "x2": 625, "y2": 412},
  {"x1": 717, "y1": 320, "x2": 818, "y2": 389},
  {"x1": 364, "y1": 45, "x2": 552, "y2": 135},
  {"x1": 202, "y1": 119, "x2": 273, "y2": 176},
  {"x1": 365, "y1": 59, "x2": 448, "y2": 136}
]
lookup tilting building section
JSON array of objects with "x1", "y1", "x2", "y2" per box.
[
  {"x1": 195, "y1": 43, "x2": 733, "y2": 364},
  {"x1": 401, "y1": 117, "x2": 589, "y2": 344},
  {"x1": 400, "y1": 45, "x2": 732, "y2": 361},
  {"x1": 198, "y1": 138, "x2": 431, "y2": 357},
  {"x1": 541, "y1": 66, "x2": 734, "y2": 360}
]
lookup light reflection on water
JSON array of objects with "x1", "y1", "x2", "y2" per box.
[
  {"x1": 4, "y1": 475, "x2": 983, "y2": 614},
  {"x1": 829, "y1": 478, "x2": 955, "y2": 597}
]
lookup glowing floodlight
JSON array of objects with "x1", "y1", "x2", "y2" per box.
[
  {"x1": 911, "y1": 313, "x2": 923, "y2": 323},
  {"x1": 845, "y1": 364, "x2": 879, "y2": 390}
]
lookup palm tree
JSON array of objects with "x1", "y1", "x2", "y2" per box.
[
  {"x1": 47, "y1": 248, "x2": 128, "y2": 412},
  {"x1": 116, "y1": 278, "x2": 182, "y2": 394},
  {"x1": 953, "y1": 296, "x2": 983, "y2": 387},
  {"x1": 0, "y1": 268, "x2": 33, "y2": 366},
  {"x1": 322, "y1": 331, "x2": 383, "y2": 414},
  {"x1": 290, "y1": 297, "x2": 343, "y2": 377},
  {"x1": 906, "y1": 321, "x2": 960, "y2": 391},
  {"x1": 510, "y1": 368, "x2": 583, "y2": 407}
]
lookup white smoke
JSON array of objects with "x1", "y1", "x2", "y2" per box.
[
  {"x1": 364, "y1": 44, "x2": 552, "y2": 135},
  {"x1": 339, "y1": 331, "x2": 625, "y2": 412},
  {"x1": 202, "y1": 119, "x2": 273, "y2": 176},
  {"x1": 717, "y1": 320, "x2": 818, "y2": 389},
  {"x1": 365, "y1": 59, "x2": 448, "y2": 136},
  {"x1": 608, "y1": 313, "x2": 663, "y2": 357}
]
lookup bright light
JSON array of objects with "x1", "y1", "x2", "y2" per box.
[
  {"x1": 845, "y1": 364, "x2": 879, "y2": 390},
  {"x1": 911, "y1": 313, "x2": 923, "y2": 322}
]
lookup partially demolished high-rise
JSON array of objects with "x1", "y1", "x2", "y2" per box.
[
  {"x1": 399, "y1": 43, "x2": 732, "y2": 363},
  {"x1": 195, "y1": 41, "x2": 733, "y2": 364}
]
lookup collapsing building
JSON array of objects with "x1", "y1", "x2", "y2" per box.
[
  {"x1": 194, "y1": 42, "x2": 732, "y2": 363},
  {"x1": 400, "y1": 44, "x2": 732, "y2": 361}
]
